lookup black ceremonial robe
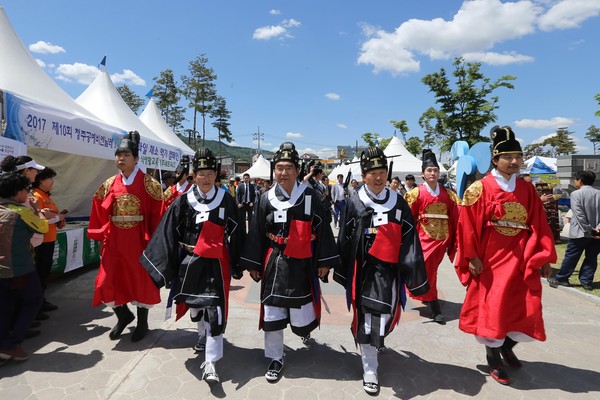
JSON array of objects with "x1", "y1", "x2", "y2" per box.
[
  {"x1": 240, "y1": 182, "x2": 340, "y2": 333},
  {"x1": 334, "y1": 185, "x2": 428, "y2": 347},
  {"x1": 141, "y1": 185, "x2": 242, "y2": 335}
]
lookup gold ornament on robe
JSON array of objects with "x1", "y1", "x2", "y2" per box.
[
  {"x1": 493, "y1": 202, "x2": 528, "y2": 237},
  {"x1": 94, "y1": 176, "x2": 116, "y2": 200},
  {"x1": 462, "y1": 180, "x2": 483, "y2": 206},
  {"x1": 420, "y1": 202, "x2": 449, "y2": 240},
  {"x1": 144, "y1": 175, "x2": 164, "y2": 201},
  {"x1": 112, "y1": 194, "x2": 142, "y2": 229}
]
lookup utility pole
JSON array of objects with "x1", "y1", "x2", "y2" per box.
[{"x1": 253, "y1": 126, "x2": 264, "y2": 155}]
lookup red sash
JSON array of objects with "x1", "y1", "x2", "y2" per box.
[
  {"x1": 368, "y1": 222, "x2": 401, "y2": 263},
  {"x1": 193, "y1": 220, "x2": 224, "y2": 258},
  {"x1": 283, "y1": 219, "x2": 313, "y2": 259}
]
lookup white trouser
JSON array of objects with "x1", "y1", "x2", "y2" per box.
[
  {"x1": 265, "y1": 330, "x2": 284, "y2": 360},
  {"x1": 192, "y1": 309, "x2": 223, "y2": 362},
  {"x1": 360, "y1": 343, "x2": 378, "y2": 382},
  {"x1": 475, "y1": 331, "x2": 534, "y2": 348}
]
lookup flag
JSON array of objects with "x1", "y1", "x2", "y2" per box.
[
  {"x1": 98, "y1": 56, "x2": 106, "y2": 69},
  {"x1": 145, "y1": 89, "x2": 154, "y2": 98}
]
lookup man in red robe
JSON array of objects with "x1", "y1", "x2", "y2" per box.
[
  {"x1": 455, "y1": 126, "x2": 556, "y2": 385},
  {"x1": 88, "y1": 131, "x2": 164, "y2": 342},
  {"x1": 162, "y1": 155, "x2": 191, "y2": 211},
  {"x1": 405, "y1": 149, "x2": 460, "y2": 324}
]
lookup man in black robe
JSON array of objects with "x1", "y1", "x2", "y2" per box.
[
  {"x1": 240, "y1": 142, "x2": 340, "y2": 383},
  {"x1": 334, "y1": 146, "x2": 428, "y2": 395},
  {"x1": 141, "y1": 147, "x2": 243, "y2": 384}
]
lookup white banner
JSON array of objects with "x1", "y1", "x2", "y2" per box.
[
  {"x1": 64, "y1": 228, "x2": 84, "y2": 273},
  {"x1": 3, "y1": 92, "x2": 180, "y2": 170},
  {"x1": 0, "y1": 134, "x2": 27, "y2": 161}
]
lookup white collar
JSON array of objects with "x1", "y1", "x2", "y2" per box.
[
  {"x1": 491, "y1": 168, "x2": 516, "y2": 192},
  {"x1": 423, "y1": 182, "x2": 440, "y2": 196},
  {"x1": 359, "y1": 186, "x2": 396, "y2": 213},
  {"x1": 176, "y1": 180, "x2": 190, "y2": 193},
  {"x1": 187, "y1": 185, "x2": 224, "y2": 212},
  {"x1": 120, "y1": 165, "x2": 140, "y2": 186},
  {"x1": 364, "y1": 184, "x2": 387, "y2": 201},
  {"x1": 268, "y1": 181, "x2": 308, "y2": 210}
]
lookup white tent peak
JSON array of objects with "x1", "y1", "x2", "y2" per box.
[
  {"x1": 0, "y1": 7, "x2": 105, "y2": 120},
  {"x1": 76, "y1": 68, "x2": 174, "y2": 150},
  {"x1": 139, "y1": 98, "x2": 194, "y2": 156},
  {"x1": 239, "y1": 154, "x2": 271, "y2": 179}
]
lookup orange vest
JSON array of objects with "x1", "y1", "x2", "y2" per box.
[{"x1": 33, "y1": 188, "x2": 59, "y2": 242}]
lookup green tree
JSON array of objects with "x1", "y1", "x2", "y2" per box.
[
  {"x1": 152, "y1": 69, "x2": 186, "y2": 134},
  {"x1": 419, "y1": 57, "x2": 516, "y2": 150},
  {"x1": 404, "y1": 136, "x2": 423, "y2": 157},
  {"x1": 181, "y1": 54, "x2": 217, "y2": 147},
  {"x1": 116, "y1": 84, "x2": 144, "y2": 114},
  {"x1": 211, "y1": 95, "x2": 233, "y2": 158},
  {"x1": 543, "y1": 127, "x2": 576, "y2": 156},
  {"x1": 390, "y1": 119, "x2": 409, "y2": 141},
  {"x1": 361, "y1": 132, "x2": 391, "y2": 149},
  {"x1": 595, "y1": 93, "x2": 600, "y2": 117},
  {"x1": 523, "y1": 143, "x2": 552, "y2": 158},
  {"x1": 585, "y1": 125, "x2": 600, "y2": 154}
]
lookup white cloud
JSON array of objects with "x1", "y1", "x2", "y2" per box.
[
  {"x1": 253, "y1": 18, "x2": 301, "y2": 40},
  {"x1": 337, "y1": 123, "x2": 348, "y2": 129},
  {"x1": 54, "y1": 63, "x2": 146, "y2": 86},
  {"x1": 515, "y1": 117, "x2": 575, "y2": 129},
  {"x1": 270, "y1": 9, "x2": 281, "y2": 15},
  {"x1": 462, "y1": 51, "x2": 534, "y2": 65},
  {"x1": 529, "y1": 132, "x2": 556, "y2": 145},
  {"x1": 111, "y1": 69, "x2": 146, "y2": 86},
  {"x1": 325, "y1": 92, "x2": 341, "y2": 100},
  {"x1": 55, "y1": 63, "x2": 100, "y2": 84},
  {"x1": 29, "y1": 40, "x2": 65, "y2": 54},
  {"x1": 229, "y1": 141, "x2": 241, "y2": 147},
  {"x1": 358, "y1": 0, "x2": 541, "y2": 74},
  {"x1": 254, "y1": 140, "x2": 273, "y2": 147},
  {"x1": 296, "y1": 147, "x2": 335, "y2": 159},
  {"x1": 538, "y1": 0, "x2": 600, "y2": 31},
  {"x1": 35, "y1": 59, "x2": 46, "y2": 68},
  {"x1": 286, "y1": 132, "x2": 303, "y2": 138}
]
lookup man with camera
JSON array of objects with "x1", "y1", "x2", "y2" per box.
[{"x1": 548, "y1": 170, "x2": 600, "y2": 291}]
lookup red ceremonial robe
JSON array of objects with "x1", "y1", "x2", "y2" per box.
[
  {"x1": 162, "y1": 180, "x2": 191, "y2": 212},
  {"x1": 88, "y1": 169, "x2": 164, "y2": 307},
  {"x1": 405, "y1": 184, "x2": 460, "y2": 301},
  {"x1": 455, "y1": 173, "x2": 557, "y2": 341}
]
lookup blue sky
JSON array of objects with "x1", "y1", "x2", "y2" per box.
[{"x1": 2, "y1": 0, "x2": 600, "y2": 161}]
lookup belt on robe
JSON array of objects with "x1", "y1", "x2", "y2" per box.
[
  {"x1": 266, "y1": 232, "x2": 317, "y2": 245},
  {"x1": 178, "y1": 242, "x2": 196, "y2": 253},
  {"x1": 419, "y1": 213, "x2": 449, "y2": 220},
  {"x1": 111, "y1": 215, "x2": 144, "y2": 222},
  {"x1": 364, "y1": 227, "x2": 379, "y2": 235},
  {"x1": 487, "y1": 220, "x2": 530, "y2": 230}
]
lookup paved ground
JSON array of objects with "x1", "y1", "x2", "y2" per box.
[{"x1": 1, "y1": 231, "x2": 600, "y2": 399}]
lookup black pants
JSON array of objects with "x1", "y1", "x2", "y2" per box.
[
  {"x1": 239, "y1": 203, "x2": 254, "y2": 233},
  {"x1": 34, "y1": 241, "x2": 56, "y2": 292}
]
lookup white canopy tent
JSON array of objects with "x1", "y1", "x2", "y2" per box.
[
  {"x1": 76, "y1": 69, "x2": 181, "y2": 171},
  {"x1": 139, "y1": 98, "x2": 194, "y2": 157},
  {"x1": 0, "y1": 6, "x2": 127, "y2": 216},
  {"x1": 328, "y1": 156, "x2": 362, "y2": 182},
  {"x1": 238, "y1": 154, "x2": 271, "y2": 179},
  {"x1": 384, "y1": 136, "x2": 446, "y2": 183}
]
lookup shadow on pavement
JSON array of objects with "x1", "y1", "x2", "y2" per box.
[
  {"x1": 411, "y1": 299, "x2": 463, "y2": 323},
  {"x1": 0, "y1": 348, "x2": 104, "y2": 378}
]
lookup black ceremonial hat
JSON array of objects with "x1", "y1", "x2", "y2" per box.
[
  {"x1": 193, "y1": 148, "x2": 218, "y2": 172},
  {"x1": 490, "y1": 125, "x2": 522, "y2": 157},
  {"x1": 421, "y1": 149, "x2": 439, "y2": 171},
  {"x1": 115, "y1": 131, "x2": 140, "y2": 157},
  {"x1": 176, "y1": 154, "x2": 191, "y2": 174},
  {"x1": 273, "y1": 142, "x2": 300, "y2": 168},
  {"x1": 360, "y1": 146, "x2": 387, "y2": 174}
]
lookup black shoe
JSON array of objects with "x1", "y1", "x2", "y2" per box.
[
  {"x1": 41, "y1": 301, "x2": 58, "y2": 312},
  {"x1": 265, "y1": 359, "x2": 284, "y2": 382},
  {"x1": 486, "y1": 346, "x2": 511, "y2": 385},
  {"x1": 109, "y1": 305, "x2": 135, "y2": 340},
  {"x1": 429, "y1": 300, "x2": 446, "y2": 325},
  {"x1": 500, "y1": 337, "x2": 522, "y2": 369},
  {"x1": 581, "y1": 282, "x2": 594, "y2": 291},
  {"x1": 547, "y1": 277, "x2": 570, "y2": 288},
  {"x1": 363, "y1": 379, "x2": 380, "y2": 395},
  {"x1": 35, "y1": 312, "x2": 49, "y2": 321},
  {"x1": 131, "y1": 307, "x2": 149, "y2": 342},
  {"x1": 301, "y1": 334, "x2": 311, "y2": 344},
  {"x1": 24, "y1": 329, "x2": 41, "y2": 339}
]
